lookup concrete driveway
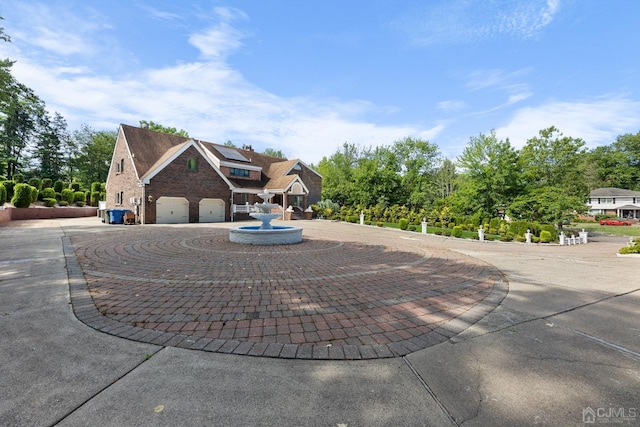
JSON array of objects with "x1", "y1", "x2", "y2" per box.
[{"x1": 1, "y1": 218, "x2": 638, "y2": 426}]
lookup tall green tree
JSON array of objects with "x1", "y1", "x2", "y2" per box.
[
  {"x1": 454, "y1": 130, "x2": 521, "y2": 217},
  {"x1": 139, "y1": 120, "x2": 189, "y2": 137},
  {"x1": 32, "y1": 112, "x2": 69, "y2": 180},
  {"x1": 263, "y1": 148, "x2": 286, "y2": 159},
  {"x1": 72, "y1": 125, "x2": 116, "y2": 184},
  {"x1": 391, "y1": 137, "x2": 440, "y2": 209},
  {"x1": 316, "y1": 142, "x2": 360, "y2": 205}
]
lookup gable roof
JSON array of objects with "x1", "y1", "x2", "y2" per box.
[
  {"x1": 118, "y1": 123, "x2": 318, "y2": 193},
  {"x1": 590, "y1": 187, "x2": 640, "y2": 197}
]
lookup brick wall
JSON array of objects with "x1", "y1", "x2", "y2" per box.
[
  {"x1": 105, "y1": 131, "x2": 142, "y2": 211},
  {"x1": 145, "y1": 146, "x2": 232, "y2": 223},
  {"x1": 0, "y1": 206, "x2": 97, "y2": 223}
]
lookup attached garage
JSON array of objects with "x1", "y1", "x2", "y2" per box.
[
  {"x1": 156, "y1": 197, "x2": 189, "y2": 224},
  {"x1": 199, "y1": 198, "x2": 225, "y2": 223}
]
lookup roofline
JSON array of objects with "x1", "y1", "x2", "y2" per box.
[{"x1": 284, "y1": 160, "x2": 322, "y2": 178}]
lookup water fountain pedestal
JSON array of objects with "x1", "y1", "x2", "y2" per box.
[{"x1": 229, "y1": 191, "x2": 303, "y2": 245}]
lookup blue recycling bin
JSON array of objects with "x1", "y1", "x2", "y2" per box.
[{"x1": 107, "y1": 209, "x2": 128, "y2": 224}]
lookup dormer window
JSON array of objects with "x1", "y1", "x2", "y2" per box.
[
  {"x1": 230, "y1": 168, "x2": 250, "y2": 177},
  {"x1": 292, "y1": 163, "x2": 302, "y2": 171}
]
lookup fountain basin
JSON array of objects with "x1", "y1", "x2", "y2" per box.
[{"x1": 229, "y1": 225, "x2": 303, "y2": 245}]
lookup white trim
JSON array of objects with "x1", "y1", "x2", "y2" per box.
[
  {"x1": 141, "y1": 139, "x2": 235, "y2": 189},
  {"x1": 283, "y1": 160, "x2": 322, "y2": 178},
  {"x1": 218, "y1": 160, "x2": 262, "y2": 172}
]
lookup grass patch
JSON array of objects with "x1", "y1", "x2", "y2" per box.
[{"x1": 570, "y1": 222, "x2": 640, "y2": 237}]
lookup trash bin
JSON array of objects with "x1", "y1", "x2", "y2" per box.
[{"x1": 107, "y1": 209, "x2": 129, "y2": 224}]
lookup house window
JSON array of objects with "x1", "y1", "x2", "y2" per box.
[
  {"x1": 230, "y1": 168, "x2": 250, "y2": 177},
  {"x1": 187, "y1": 157, "x2": 198, "y2": 171},
  {"x1": 116, "y1": 158, "x2": 124, "y2": 173},
  {"x1": 115, "y1": 191, "x2": 124, "y2": 205}
]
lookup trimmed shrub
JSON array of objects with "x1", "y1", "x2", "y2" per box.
[
  {"x1": 42, "y1": 178, "x2": 53, "y2": 188},
  {"x1": 28, "y1": 177, "x2": 41, "y2": 190},
  {"x1": 54, "y1": 180, "x2": 65, "y2": 193},
  {"x1": 90, "y1": 191, "x2": 101, "y2": 207},
  {"x1": 448, "y1": 222, "x2": 455, "y2": 229},
  {"x1": 376, "y1": 222, "x2": 384, "y2": 227},
  {"x1": 58, "y1": 200, "x2": 69, "y2": 207},
  {"x1": 619, "y1": 239, "x2": 640, "y2": 254},
  {"x1": 43, "y1": 198, "x2": 57, "y2": 207},
  {"x1": 11, "y1": 183, "x2": 33, "y2": 208},
  {"x1": 41, "y1": 187, "x2": 56, "y2": 200},
  {"x1": 407, "y1": 225, "x2": 417, "y2": 232},
  {"x1": 0, "y1": 183, "x2": 6, "y2": 205},
  {"x1": 443, "y1": 230, "x2": 452, "y2": 237},
  {"x1": 539, "y1": 230, "x2": 553, "y2": 243},
  {"x1": 70, "y1": 182, "x2": 81, "y2": 191},
  {"x1": 61, "y1": 188, "x2": 75, "y2": 204},
  {"x1": 76, "y1": 201, "x2": 85, "y2": 207},
  {"x1": 2, "y1": 180, "x2": 15, "y2": 200},
  {"x1": 74, "y1": 191, "x2": 86, "y2": 203},
  {"x1": 452, "y1": 226, "x2": 463, "y2": 238},
  {"x1": 30, "y1": 186, "x2": 38, "y2": 203},
  {"x1": 399, "y1": 218, "x2": 409, "y2": 230},
  {"x1": 13, "y1": 173, "x2": 24, "y2": 183},
  {"x1": 91, "y1": 182, "x2": 101, "y2": 192},
  {"x1": 540, "y1": 224, "x2": 556, "y2": 241}
]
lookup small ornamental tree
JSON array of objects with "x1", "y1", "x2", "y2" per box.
[
  {"x1": 11, "y1": 183, "x2": 33, "y2": 208},
  {"x1": 0, "y1": 183, "x2": 6, "y2": 205}
]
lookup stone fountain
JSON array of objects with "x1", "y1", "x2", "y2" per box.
[{"x1": 228, "y1": 191, "x2": 303, "y2": 245}]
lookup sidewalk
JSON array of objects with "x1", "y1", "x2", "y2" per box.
[{"x1": 1, "y1": 218, "x2": 638, "y2": 426}]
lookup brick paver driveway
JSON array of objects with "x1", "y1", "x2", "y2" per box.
[{"x1": 68, "y1": 222, "x2": 506, "y2": 359}]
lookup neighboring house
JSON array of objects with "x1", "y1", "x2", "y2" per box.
[
  {"x1": 587, "y1": 187, "x2": 640, "y2": 219},
  {"x1": 106, "y1": 124, "x2": 322, "y2": 224}
]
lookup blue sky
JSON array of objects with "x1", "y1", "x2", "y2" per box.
[{"x1": 2, "y1": 0, "x2": 640, "y2": 164}]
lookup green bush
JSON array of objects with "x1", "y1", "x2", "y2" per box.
[
  {"x1": 540, "y1": 224, "x2": 556, "y2": 241},
  {"x1": 434, "y1": 222, "x2": 442, "y2": 228},
  {"x1": 619, "y1": 238, "x2": 640, "y2": 254},
  {"x1": 0, "y1": 183, "x2": 6, "y2": 205},
  {"x1": 76, "y1": 201, "x2": 85, "y2": 207},
  {"x1": 399, "y1": 218, "x2": 409, "y2": 230},
  {"x1": 58, "y1": 200, "x2": 69, "y2": 207},
  {"x1": 43, "y1": 198, "x2": 57, "y2": 207},
  {"x1": 13, "y1": 173, "x2": 24, "y2": 183},
  {"x1": 30, "y1": 186, "x2": 38, "y2": 203},
  {"x1": 91, "y1": 182, "x2": 101, "y2": 192},
  {"x1": 41, "y1": 187, "x2": 56, "y2": 200},
  {"x1": 70, "y1": 182, "x2": 81, "y2": 191},
  {"x1": 407, "y1": 225, "x2": 417, "y2": 232},
  {"x1": 90, "y1": 191, "x2": 101, "y2": 207},
  {"x1": 448, "y1": 222, "x2": 455, "y2": 229},
  {"x1": 61, "y1": 188, "x2": 75, "y2": 204},
  {"x1": 452, "y1": 226, "x2": 463, "y2": 238},
  {"x1": 11, "y1": 183, "x2": 33, "y2": 208},
  {"x1": 54, "y1": 180, "x2": 65, "y2": 193},
  {"x1": 28, "y1": 177, "x2": 41, "y2": 190},
  {"x1": 539, "y1": 230, "x2": 553, "y2": 243},
  {"x1": 42, "y1": 178, "x2": 53, "y2": 188},
  {"x1": 2, "y1": 180, "x2": 15, "y2": 200},
  {"x1": 443, "y1": 230, "x2": 452, "y2": 237},
  {"x1": 74, "y1": 191, "x2": 86, "y2": 203},
  {"x1": 376, "y1": 222, "x2": 384, "y2": 227}
]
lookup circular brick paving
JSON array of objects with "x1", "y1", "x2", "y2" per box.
[{"x1": 68, "y1": 226, "x2": 507, "y2": 359}]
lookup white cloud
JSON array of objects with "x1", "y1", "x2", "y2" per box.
[
  {"x1": 393, "y1": 0, "x2": 560, "y2": 45},
  {"x1": 495, "y1": 96, "x2": 640, "y2": 148},
  {"x1": 437, "y1": 100, "x2": 468, "y2": 113}
]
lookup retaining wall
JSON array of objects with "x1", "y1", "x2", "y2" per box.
[{"x1": 0, "y1": 206, "x2": 97, "y2": 225}]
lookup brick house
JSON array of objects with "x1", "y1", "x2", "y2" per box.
[{"x1": 105, "y1": 124, "x2": 322, "y2": 224}]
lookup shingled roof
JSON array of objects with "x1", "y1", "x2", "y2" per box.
[
  {"x1": 119, "y1": 124, "x2": 309, "y2": 192},
  {"x1": 590, "y1": 187, "x2": 640, "y2": 197}
]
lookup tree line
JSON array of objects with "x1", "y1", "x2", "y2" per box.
[{"x1": 314, "y1": 127, "x2": 640, "y2": 226}]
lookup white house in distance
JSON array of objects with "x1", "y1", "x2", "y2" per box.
[{"x1": 587, "y1": 187, "x2": 640, "y2": 219}]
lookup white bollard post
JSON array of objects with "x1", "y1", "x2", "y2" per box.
[
  {"x1": 559, "y1": 232, "x2": 565, "y2": 246},
  {"x1": 421, "y1": 218, "x2": 427, "y2": 234},
  {"x1": 478, "y1": 226, "x2": 485, "y2": 241},
  {"x1": 579, "y1": 228, "x2": 588, "y2": 244},
  {"x1": 525, "y1": 229, "x2": 532, "y2": 243},
  {"x1": 360, "y1": 211, "x2": 365, "y2": 226}
]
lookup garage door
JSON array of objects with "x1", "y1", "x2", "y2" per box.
[
  {"x1": 156, "y1": 197, "x2": 189, "y2": 224},
  {"x1": 199, "y1": 198, "x2": 225, "y2": 223}
]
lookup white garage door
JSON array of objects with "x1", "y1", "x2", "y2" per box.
[
  {"x1": 156, "y1": 197, "x2": 189, "y2": 224},
  {"x1": 199, "y1": 198, "x2": 225, "y2": 223}
]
